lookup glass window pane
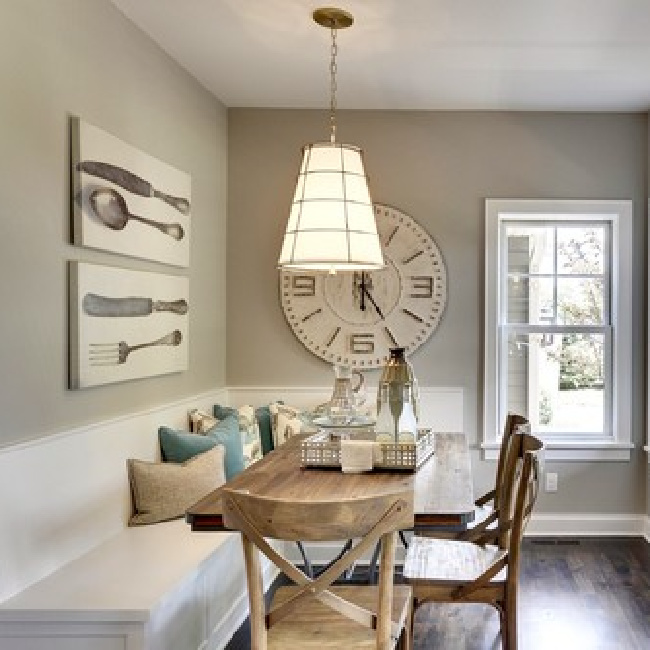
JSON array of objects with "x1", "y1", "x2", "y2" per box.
[
  {"x1": 557, "y1": 278, "x2": 605, "y2": 325},
  {"x1": 506, "y1": 226, "x2": 554, "y2": 274},
  {"x1": 505, "y1": 332, "x2": 605, "y2": 434},
  {"x1": 507, "y1": 276, "x2": 554, "y2": 324},
  {"x1": 557, "y1": 226, "x2": 605, "y2": 275}
]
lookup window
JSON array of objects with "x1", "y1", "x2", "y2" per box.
[{"x1": 484, "y1": 200, "x2": 633, "y2": 461}]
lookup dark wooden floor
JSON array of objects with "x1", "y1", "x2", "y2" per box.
[{"x1": 225, "y1": 537, "x2": 649, "y2": 649}]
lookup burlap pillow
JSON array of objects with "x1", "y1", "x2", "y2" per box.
[{"x1": 127, "y1": 445, "x2": 225, "y2": 526}]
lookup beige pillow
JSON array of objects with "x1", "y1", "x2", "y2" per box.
[
  {"x1": 269, "y1": 403, "x2": 304, "y2": 447},
  {"x1": 188, "y1": 408, "x2": 219, "y2": 434},
  {"x1": 127, "y1": 446, "x2": 225, "y2": 526}
]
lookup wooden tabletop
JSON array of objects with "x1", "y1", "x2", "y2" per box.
[{"x1": 186, "y1": 432, "x2": 474, "y2": 532}]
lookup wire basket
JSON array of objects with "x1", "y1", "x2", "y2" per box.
[{"x1": 301, "y1": 428, "x2": 435, "y2": 471}]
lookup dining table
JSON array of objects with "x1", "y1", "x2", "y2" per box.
[{"x1": 186, "y1": 431, "x2": 475, "y2": 534}]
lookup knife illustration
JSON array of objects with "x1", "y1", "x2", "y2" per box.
[
  {"x1": 83, "y1": 293, "x2": 188, "y2": 317},
  {"x1": 77, "y1": 161, "x2": 190, "y2": 215}
]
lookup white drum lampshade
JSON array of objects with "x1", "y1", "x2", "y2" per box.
[{"x1": 278, "y1": 141, "x2": 384, "y2": 272}]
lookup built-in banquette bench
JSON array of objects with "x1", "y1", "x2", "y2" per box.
[
  {"x1": 0, "y1": 519, "x2": 246, "y2": 650},
  {"x1": 0, "y1": 387, "x2": 463, "y2": 650},
  {"x1": 0, "y1": 391, "x2": 276, "y2": 650}
]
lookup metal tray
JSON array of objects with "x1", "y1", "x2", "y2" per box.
[{"x1": 300, "y1": 428, "x2": 435, "y2": 472}]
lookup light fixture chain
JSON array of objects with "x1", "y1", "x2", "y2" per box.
[{"x1": 329, "y1": 25, "x2": 338, "y2": 143}]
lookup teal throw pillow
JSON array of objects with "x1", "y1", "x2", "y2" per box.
[
  {"x1": 159, "y1": 413, "x2": 244, "y2": 481},
  {"x1": 255, "y1": 405, "x2": 274, "y2": 455},
  {"x1": 214, "y1": 403, "x2": 275, "y2": 457}
]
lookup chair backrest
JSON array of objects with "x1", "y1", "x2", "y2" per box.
[
  {"x1": 494, "y1": 413, "x2": 529, "y2": 510},
  {"x1": 455, "y1": 433, "x2": 542, "y2": 604},
  {"x1": 221, "y1": 487, "x2": 413, "y2": 648},
  {"x1": 504, "y1": 436, "x2": 542, "y2": 594},
  {"x1": 496, "y1": 430, "x2": 543, "y2": 552}
]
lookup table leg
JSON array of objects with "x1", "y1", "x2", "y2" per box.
[
  {"x1": 296, "y1": 539, "x2": 355, "y2": 580},
  {"x1": 295, "y1": 541, "x2": 313, "y2": 578}
]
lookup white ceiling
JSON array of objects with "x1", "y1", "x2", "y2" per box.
[{"x1": 111, "y1": 0, "x2": 650, "y2": 111}]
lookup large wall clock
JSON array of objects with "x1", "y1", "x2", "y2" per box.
[{"x1": 279, "y1": 203, "x2": 447, "y2": 369}]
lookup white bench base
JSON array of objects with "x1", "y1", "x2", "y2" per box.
[{"x1": 0, "y1": 519, "x2": 260, "y2": 650}]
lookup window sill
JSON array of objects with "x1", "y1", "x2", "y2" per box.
[{"x1": 481, "y1": 441, "x2": 633, "y2": 462}]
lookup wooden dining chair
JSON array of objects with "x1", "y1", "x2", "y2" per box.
[
  {"x1": 403, "y1": 431, "x2": 543, "y2": 650},
  {"x1": 221, "y1": 488, "x2": 415, "y2": 650},
  {"x1": 429, "y1": 413, "x2": 530, "y2": 541}
]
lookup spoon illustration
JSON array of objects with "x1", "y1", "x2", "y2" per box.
[{"x1": 89, "y1": 188, "x2": 184, "y2": 241}]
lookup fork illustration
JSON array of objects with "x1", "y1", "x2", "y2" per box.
[{"x1": 89, "y1": 330, "x2": 182, "y2": 366}]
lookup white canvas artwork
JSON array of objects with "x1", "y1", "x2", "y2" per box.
[
  {"x1": 71, "y1": 117, "x2": 191, "y2": 267},
  {"x1": 69, "y1": 262, "x2": 189, "y2": 389}
]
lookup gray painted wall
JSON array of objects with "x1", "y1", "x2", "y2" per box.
[
  {"x1": 0, "y1": 0, "x2": 646, "y2": 517},
  {"x1": 0, "y1": 0, "x2": 228, "y2": 446},
  {"x1": 228, "y1": 109, "x2": 647, "y2": 514}
]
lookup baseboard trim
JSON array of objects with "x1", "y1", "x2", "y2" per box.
[
  {"x1": 525, "y1": 513, "x2": 647, "y2": 537},
  {"x1": 285, "y1": 514, "x2": 648, "y2": 565}
]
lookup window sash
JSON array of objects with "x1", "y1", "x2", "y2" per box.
[
  {"x1": 498, "y1": 324, "x2": 613, "y2": 439},
  {"x1": 500, "y1": 220, "x2": 612, "y2": 327}
]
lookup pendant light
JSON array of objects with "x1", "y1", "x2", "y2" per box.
[{"x1": 277, "y1": 7, "x2": 384, "y2": 273}]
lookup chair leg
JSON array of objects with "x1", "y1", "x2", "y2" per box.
[
  {"x1": 505, "y1": 593, "x2": 517, "y2": 650},
  {"x1": 402, "y1": 597, "x2": 413, "y2": 650},
  {"x1": 409, "y1": 597, "x2": 418, "y2": 643},
  {"x1": 498, "y1": 604, "x2": 507, "y2": 650}
]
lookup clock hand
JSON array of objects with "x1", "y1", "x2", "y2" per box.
[
  {"x1": 359, "y1": 272, "x2": 366, "y2": 311},
  {"x1": 363, "y1": 286, "x2": 385, "y2": 319}
]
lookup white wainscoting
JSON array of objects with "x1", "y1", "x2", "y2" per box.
[
  {"x1": 228, "y1": 385, "x2": 465, "y2": 432},
  {"x1": 0, "y1": 388, "x2": 227, "y2": 603}
]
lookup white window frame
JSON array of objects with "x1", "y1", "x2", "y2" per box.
[{"x1": 484, "y1": 199, "x2": 633, "y2": 461}]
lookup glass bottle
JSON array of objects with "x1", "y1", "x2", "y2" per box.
[
  {"x1": 375, "y1": 382, "x2": 395, "y2": 443},
  {"x1": 397, "y1": 383, "x2": 418, "y2": 444},
  {"x1": 377, "y1": 347, "x2": 420, "y2": 422}
]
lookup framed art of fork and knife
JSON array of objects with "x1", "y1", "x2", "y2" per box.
[
  {"x1": 68, "y1": 117, "x2": 191, "y2": 389},
  {"x1": 69, "y1": 262, "x2": 189, "y2": 389}
]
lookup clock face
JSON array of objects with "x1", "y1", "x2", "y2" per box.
[{"x1": 279, "y1": 203, "x2": 447, "y2": 368}]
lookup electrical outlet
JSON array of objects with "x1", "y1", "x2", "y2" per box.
[{"x1": 545, "y1": 472, "x2": 558, "y2": 492}]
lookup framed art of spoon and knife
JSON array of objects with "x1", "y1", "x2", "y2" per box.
[{"x1": 71, "y1": 116, "x2": 191, "y2": 268}]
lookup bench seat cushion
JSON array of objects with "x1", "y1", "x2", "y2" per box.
[{"x1": 0, "y1": 519, "x2": 238, "y2": 621}]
